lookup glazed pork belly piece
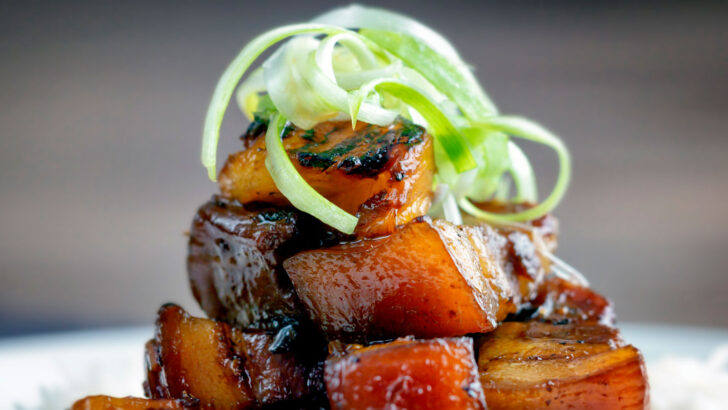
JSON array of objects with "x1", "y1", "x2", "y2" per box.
[
  {"x1": 325, "y1": 337, "x2": 486, "y2": 410},
  {"x1": 530, "y1": 274, "x2": 615, "y2": 325},
  {"x1": 477, "y1": 321, "x2": 648, "y2": 409},
  {"x1": 478, "y1": 278, "x2": 648, "y2": 409},
  {"x1": 218, "y1": 118, "x2": 434, "y2": 237},
  {"x1": 468, "y1": 200, "x2": 560, "y2": 256},
  {"x1": 283, "y1": 216, "x2": 549, "y2": 341},
  {"x1": 71, "y1": 396, "x2": 198, "y2": 410},
  {"x1": 187, "y1": 195, "x2": 339, "y2": 330},
  {"x1": 144, "y1": 304, "x2": 326, "y2": 409}
]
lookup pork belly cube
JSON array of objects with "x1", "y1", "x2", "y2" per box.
[
  {"x1": 478, "y1": 321, "x2": 649, "y2": 409},
  {"x1": 145, "y1": 304, "x2": 321, "y2": 408},
  {"x1": 188, "y1": 195, "x2": 337, "y2": 330},
  {"x1": 231, "y1": 330, "x2": 325, "y2": 406},
  {"x1": 284, "y1": 217, "x2": 544, "y2": 340},
  {"x1": 325, "y1": 337, "x2": 486, "y2": 410},
  {"x1": 71, "y1": 396, "x2": 197, "y2": 410},
  {"x1": 144, "y1": 304, "x2": 256, "y2": 408},
  {"x1": 219, "y1": 118, "x2": 434, "y2": 237},
  {"x1": 532, "y1": 274, "x2": 615, "y2": 325},
  {"x1": 467, "y1": 200, "x2": 560, "y2": 254}
]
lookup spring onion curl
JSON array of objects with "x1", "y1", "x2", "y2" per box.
[
  {"x1": 202, "y1": 23, "x2": 350, "y2": 181},
  {"x1": 201, "y1": 5, "x2": 572, "y2": 232},
  {"x1": 312, "y1": 5, "x2": 497, "y2": 115},
  {"x1": 458, "y1": 116, "x2": 571, "y2": 223},
  {"x1": 507, "y1": 141, "x2": 538, "y2": 203},
  {"x1": 490, "y1": 219, "x2": 589, "y2": 286},
  {"x1": 351, "y1": 78, "x2": 476, "y2": 172},
  {"x1": 264, "y1": 113, "x2": 359, "y2": 233}
]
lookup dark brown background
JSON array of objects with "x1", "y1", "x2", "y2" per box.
[{"x1": 1, "y1": 1, "x2": 726, "y2": 336}]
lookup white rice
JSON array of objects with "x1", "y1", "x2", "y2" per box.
[
  {"x1": 8, "y1": 341, "x2": 728, "y2": 409},
  {"x1": 648, "y1": 345, "x2": 728, "y2": 410}
]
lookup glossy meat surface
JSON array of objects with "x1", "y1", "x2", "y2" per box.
[
  {"x1": 284, "y1": 216, "x2": 546, "y2": 340},
  {"x1": 325, "y1": 337, "x2": 486, "y2": 410},
  {"x1": 145, "y1": 304, "x2": 256, "y2": 409},
  {"x1": 231, "y1": 330, "x2": 324, "y2": 405},
  {"x1": 188, "y1": 196, "x2": 338, "y2": 330},
  {"x1": 478, "y1": 321, "x2": 648, "y2": 409},
  {"x1": 219, "y1": 118, "x2": 434, "y2": 236},
  {"x1": 468, "y1": 201, "x2": 559, "y2": 255},
  {"x1": 71, "y1": 396, "x2": 198, "y2": 410},
  {"x1": 145, "y1": 304, "x2": 321, "y2": 409},
  {"x1": 531, "y1": 274, "x2": 615, "y2": 325}
]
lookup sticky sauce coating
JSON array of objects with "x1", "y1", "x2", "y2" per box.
[
  {"x1": 144, "y1": 304, "x2": 322, "y2": 408},
  {"x1": 284, "y1": 216, "x2": 547, "y2": 341},
  {"x1": 219, "y1": 118, "x2": 434, "y2": 236},
  {"x1": 325, "y1": 337, "x2": 486, "y2": 410}
]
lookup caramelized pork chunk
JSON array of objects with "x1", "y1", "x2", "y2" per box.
[
  {"x1": 467, "y1": 200, "x2": 559, "y2": 255},
  {"x1": 325, "y1": 337, "x2": 486, "y2": 410},
  {"x1": 71, "y1": 396, "x2": 198, "y2": 410},
  {"x1": 231, "y1": 331, "x2": 322, "y2": 406},
  {"x1": 477, "y1": 321, "x2": 648, "y2": 409},
  {"x1": 219, "y1": 118, "x2": 434, "y2": 236},
  {"x1": 188, "y1": 195, "x2": 338, "y2": 330},
  {"x1": 284, "y1": 216, "x2": 546, "y2": 340},
  {"x1": 145, "y1": 304, "x2": 255, "y2": 408},
  {"x1": 145, "y1": 304, "x2": 323, "y2": 408},
  {"x1": 531, "y1": 274, "x2": 615, "y2": 325}
]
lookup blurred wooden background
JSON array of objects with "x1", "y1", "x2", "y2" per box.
[{"x1": 1, "y1": 1, "x2": 726, "y2": 336}]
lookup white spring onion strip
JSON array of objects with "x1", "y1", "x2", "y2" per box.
[
  {"x1": 429, "y1": 184, "x2": 464, "y2": 225},
  {"x1": 306, "y1": 34, "x2": 399, "y2": 126},
  {"x1": 531, "y1": 229, "x2": 590, "y2": 287},
  {"x1": 312, "y1": 5, "x2": 497, "y2": 115},
  {"x1": 264, "y1": 37, "x2": 342, "y2": 130},
  {"x1": 550, "y1": 257, "x2": 590, "y2": 287},
  {"x1": 351, "y1": 78, "x2": 477, "y2": 172},
  {"x1": 202, "y1": 23, "x2": 351, "y2": 181},
  {"x1": 493, "y1": 177, "x2": 512, "y2": 202},
  {"x1": 202, "y1": 5, "x2": 573, "y2": 232},
  {"x1": 442, "y1": 191, "x2": 463, "y2": 225},
  {"x1": 359, "y1": 29, "x2": 498, "y2": 121},
  {"x1": 264, "y1": 113, "x2": 358, "y2": 234},
  {"x1": 334, "y1": 63, "x2": 400, "y2": 90},
  {"x1": 312, "y1": 5, "x2": 461, "y2": 60},
  {"x1": 497, "y1": 220, "x2": 589, "y2": 287},
  {"x1": 507, "y1": 141, "x2": 538, "y2": 203},
  {"x1": 459, "y1": 116, "x2": 571, "y2": 222},
  {"x1": 234, "y1": 67, "x2": 264, "y2": 120}
]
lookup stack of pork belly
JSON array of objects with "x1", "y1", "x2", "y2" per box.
[{"x1": 74, "y1": 119, "x2": 648, "y2": 410}]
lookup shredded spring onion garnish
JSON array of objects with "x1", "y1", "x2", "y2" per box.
[
  {"x1": 264, "y1": 113, "x2": 359, "y2": 233},
  {"x1": 202, "y1": 4, "x2": 572, "y2": 233}
]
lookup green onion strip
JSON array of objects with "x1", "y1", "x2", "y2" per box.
[
  {"x1": 351, "y1": 78, "x2": 477, "y2": 172},
  {"x1": 459, "y1": 116, "x2": 571, "y2": 222},
  {"x1": 202, "y1": 6, "x2": 573, "y2": 232},
  {"x1": 264, "y1": 113, "x2": 359, "y2": 234},
  {"x1": 359, "y1": 29, "x2": 498, "y2": 120},
  {"x1": 202, "y1": 23, "x2": 350, "y2": 181}
]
